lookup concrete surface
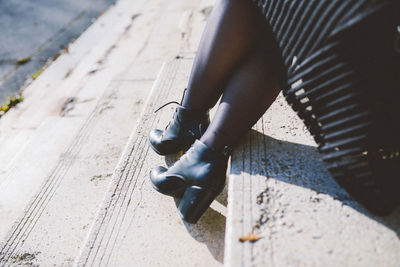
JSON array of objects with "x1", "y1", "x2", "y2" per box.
[
  {"x1": 0, "y1": 0, "x2": 218, "y2": 265},
  {"x1": 225, "y1": 94, "x2": 400, "y2": 267},
  {"x1": 1, "y1": 0, "x2": 397, "y2": 265},
  {"x1": 0, "y1": 0, "x2": 115, "y2": 102},
  {"x1": 77, "y1": 58, "x2": 225, "y2": 267}
]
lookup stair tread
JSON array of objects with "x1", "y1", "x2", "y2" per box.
[
  {"x1": 76, "y1": 59, "x2": 224, "y2": 267},
  {"x1": 0, "y1": 0, "x2": 149, "y2": 134},
  {"x1": 0, "y1": 0, "x2": 216, "y2": 265},
  {"x1": 225, "y1": 94, "x2": 400, "y2": 266},
  {"x1": 0, "y1": 78, "x2": 150, "y2": 266},
  {"x1": 0, "y1": 116, "x2": 81, "y2": 241}
]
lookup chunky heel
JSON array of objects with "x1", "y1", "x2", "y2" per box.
[
  {"x1": 178, "y1": 186, "x2": 217, "y2": 224},
  {"x1": 149, "y1": 140, "x2": 229, "y2": 223}
]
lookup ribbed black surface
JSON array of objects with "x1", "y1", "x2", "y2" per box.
[{"x1": 254, "y1": 0, "x2": 400, "y2": 215}]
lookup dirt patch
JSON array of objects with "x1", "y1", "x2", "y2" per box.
[
  {"x1": 10, "y1": 251, "x2": 40, "y2": 266},
  {"x1": 60, "y1": 97, "x2": 77, "y2": 116},
  {"x1": 90, "y1": 173, "x2": 112, "y2": 185},
  {"x1": 200, "y1": 6, "x2": 212, "y2": 19}
]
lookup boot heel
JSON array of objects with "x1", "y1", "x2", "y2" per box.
[{"x1": 178, "y1": 186, "x2": 217, "y2": 224}]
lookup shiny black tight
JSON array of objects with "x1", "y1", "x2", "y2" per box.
[{"x1": 182, "y1": 0, "x2": 282, "y2": 150}]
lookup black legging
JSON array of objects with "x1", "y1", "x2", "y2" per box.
[
  {"x1": 181, "y1": 0, "x2": 282, "y2": 151},
  {"x1": 181, "y1": 0, "x2": 400, "y2": 214}
]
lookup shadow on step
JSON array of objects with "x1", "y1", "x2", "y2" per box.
[
  {"x1": 232, "y1": 129, "x2": 400, "y2": 237},
  {"x1": 164, "y1": 154, "x2": 227, "y2": 264}
]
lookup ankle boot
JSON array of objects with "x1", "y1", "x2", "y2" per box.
[
  {"x1": 149, "y1": 105, "x2": 209, "y2": 155},
  {"x1": 149, "y1": 140, "x2": 231, "y2": 223}
]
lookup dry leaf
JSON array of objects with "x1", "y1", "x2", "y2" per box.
[{"x1": 238, "y1": 232, "x2": 262, "y2": 243}]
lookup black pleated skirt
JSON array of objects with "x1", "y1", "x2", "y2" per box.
[{"x1": 253, "y1": 0, "x2": 400, "y2": 215}]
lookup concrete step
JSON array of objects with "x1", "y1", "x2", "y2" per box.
[
  {"x1": 0, "y1": 0, "x2": 154, "y2": 191},
  {"x1": 0, "y1": 116, "x2": 81, "y2": 242},
  {"x1": 76, "y1": 59, "x2": 225, "y2": 267},
  {"x1": 0, "y1": 0, "x2": 150, "y2": 132},
  {"x1": 0, "y1": 0, "x2": 214, "y2": 265},
  {"x1": 0, "y1": 78, "x2": 151, "y2": 266},
  {"x1": 225, "y1": 94, "x2": 400, "y2": 266}
]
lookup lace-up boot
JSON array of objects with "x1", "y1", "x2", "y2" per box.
[{"x1": 149, "y1": 90, "x2": 209, "y2": 155}]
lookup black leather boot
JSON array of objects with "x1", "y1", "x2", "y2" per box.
[
  {"x1": 149, "y1": 140, "x2": 231, "y2": 223},
  {"x1": 149, "y1": 97, "x2": 209, "y2": 155}
]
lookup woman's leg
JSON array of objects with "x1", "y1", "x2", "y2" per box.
[
  {"x1": 182, "y1": 0, "x2": 269, "y2": 110},
  {"x1": 200, "y1": 36, "x2": 282, "y2": 151},
  {"x1": 148, "y1": 0, "x2": 274, "y2": 155},
  {"x1": 150, "y1": 38, "x2": 282, "y2": 223},
  {"x1": 150, "y1": 1, "x2": 283, "y2": 223}
]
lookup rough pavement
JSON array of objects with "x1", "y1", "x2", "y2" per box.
[{"x1": 0, "y1": 0, "x2": 116, "y2": 103}]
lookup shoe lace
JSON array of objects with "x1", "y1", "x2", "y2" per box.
[
  {"x1": 153, "y1": 88, "x2": 187, "y2": 113},
  {"x1": 153, "y1": 101, "x2": 182, "y2": 113}
]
